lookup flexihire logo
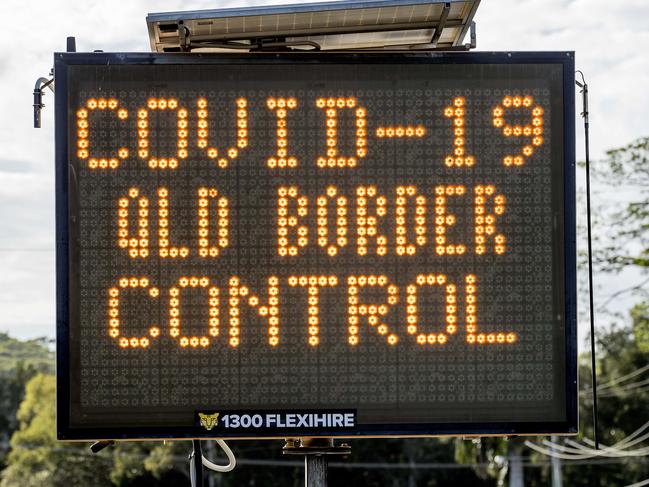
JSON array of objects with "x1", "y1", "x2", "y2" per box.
[
  {"x1": 198, "y1": 412, "x2": 220, "y2": 431},
  {"x1": 196, "y1": 410, "x2": 357, "y2": 432}
]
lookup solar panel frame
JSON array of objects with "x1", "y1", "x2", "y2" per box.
[{"x1": 146, "y1": 0, "x2": 480, "y2": 52}]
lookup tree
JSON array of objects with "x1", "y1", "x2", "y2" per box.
[
  {"x1": 632, "y1": 302, "x2": 649, "y2": 353},
  {"x1": 1, "y1": 374, "x2": 111, "y2": 487},
  {"x1": 0, "y1": 334, "x2": 53, "y2": 374},
  {"x1": 0, "y1": 334, "x2": 54, "y2": 467},
  {"x1": 454, "y1": 437, "x2": 509, "y2": 485},
  {"x1": 1, "y1": 373, "x2": 192, "y2": 487},
  {"x1": 592, "y1": 136, "x2": 649, "y2": 303},
  {"x1": 557, "y1": 315, "x2": 649, "y2": 487}
]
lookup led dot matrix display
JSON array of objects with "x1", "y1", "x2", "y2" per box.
[{"x1": 56, "y1": 53, "x2": 576, "y2": 440}]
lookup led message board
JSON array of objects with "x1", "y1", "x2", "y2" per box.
[{"x1": 55, "y1": 52, "x2": 577, "y2": 440}]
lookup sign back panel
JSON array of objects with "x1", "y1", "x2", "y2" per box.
[{"x1": 55, "y1": 52, "x2": 577, "y2": 440}]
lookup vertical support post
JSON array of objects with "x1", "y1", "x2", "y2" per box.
[
  {"x1": 550, "y1": 436, "x2": 563, "y2": 487},
  {"x1": 305, "y1": 454, "x2": 328, "y2": 487},
  {"x1": 283, "y1": 437, "x2": 350, "y2": 487},
  {"x1": 33, "y1": 86, "x2": 43, "y2": 128},
  {"x1": 577, "y1": 71, "x2": 599, "y2": 450},
  {"x1": 205, "y1": 441, "x2": 215, "y2": 487},
  {"x1": 508, "y1": 452, "x2": 524, "y2": 487},
  {"x1": 191, "y1": 440, "x2": 204, "y2": 487}
]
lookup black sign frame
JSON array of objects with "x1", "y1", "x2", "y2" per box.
[{"x1": 55, "y1": 51, "x2": 577, "y2": 440}]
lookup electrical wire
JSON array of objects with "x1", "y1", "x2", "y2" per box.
[
  {"x1": 201, "y1": 440, "x2": 236, "y2": 472},
  {"x1": 603, "y1": 376, "x2": 649, "y2": 392},
  {"x1": 525, "y1": 421, "x2": 649, "y2": 460},
  {"x1": 547, "y1": 440, "x2": 649, "y2": 458},
  {"x1": 598, "y1": 381, "x2": 649, "y2": 397},
  {"x1": 584, "y1": 363, "x2": 649, "y2": 392},
  {"x1": 580, "y1": 424, "x2": 649, "y2": 451},
  {"x1": 581, "y1": 370, "x2": 649, "y2": 398},
  {"x1": 625, "y1": 478, "x2": 649, "y2": 487},
  {"x1": 190, "y1": 439, "x2": 236, "y2": 486}
]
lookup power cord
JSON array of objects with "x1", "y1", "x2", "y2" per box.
[{"x1": 190, "y1": 440, "x2": 236, "y2": 487}]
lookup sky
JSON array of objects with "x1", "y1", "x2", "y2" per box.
[{"x1": 0, "y1": 0, "x2": 647, "y2": 345}]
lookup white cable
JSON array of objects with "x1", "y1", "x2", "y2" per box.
[
  {"x1": 525, "y1": 422, "x2": 649, "y2": 460},
  {"x1": 602, "y1": 376, "x2": 649, "y2": 393},
  {"x1": 625, "y1": 478, "x2": 649, "y2": 487},
  {"x1": 598, "y1": 382, "x2": 649, "y2": 397},
  {"x1": 525, "y1": 441, "x2": 594, "y2": 460},
  {"x1": 581, "y1": 365, "x2": 649, "y2": 396},
  {"x1": 582, "y1": 421, "x2": 649, "y2": 450},
  {"x1": 202, "y1": 440, "x2": 236, "y2": 473},
  {"x1": 547, "y1": 439, "x2": 649, "y2": 458},
  {"x1": 595, "y1": 364, "x2": 649, "y2": 391}
]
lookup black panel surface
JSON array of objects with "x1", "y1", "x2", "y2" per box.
[{"x1": 55, "y1": 53, "x2": 576, "y2": 440}]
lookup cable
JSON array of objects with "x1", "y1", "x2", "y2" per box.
[
  {"x1": 582, "y1": 363, "x2": 649, "y2": 393},
  {"x1": 525, "y1": 420, "x2": 649, "y2": 460},
  {"x1": 190, "y1": 439, "x2": 236, "y2": 486},
  {"x1": 581, "y1": 422, "x2": 649, "y2": 451},
  {"x1": 625, "y1": 478, "x2": 649, "y2": 487},
  {"x1": 583, "y1": 377, "x2": 649, "y2": 398},
  {"x1": 201, "y1": 440, "x2": 236, "y2": 473},
  {"x1": 597, "y1": 379, "x2": 649, "y2": 397}
]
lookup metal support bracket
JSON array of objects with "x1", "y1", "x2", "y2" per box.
[
  {"x1": 283, "y1": 437, "x2": 351, "y2": 456},
  {"x1": 179, "y1": 21, "x2": 190, "y2": 52},
  {"x1": 34, "y1": 36, "x2": 75, "y2": 128},
  {"x1": 466, "y1": 21, "x2": 477, "y2": 49},
  {"x1": 283, "y1": 438, "x2": 350, "y2": 487},
  {"x1": 408, "y1": 19, "x2": 475, "y2": 52},
  {"x1": 169, "y1": 18, "x2": 477, "y2": 52},
  {"x1": 33, "y1": 74, "x2": 55, "y2": 128},
  {"x1": 430, "y1": 2, "x2": 451, "y2": 47},
  {"x1": 90, "y1": 440, "x2": 115, "y2": 453},
  {"x1": 176, "y1": 22, "x2": 321, "y2": 52}
]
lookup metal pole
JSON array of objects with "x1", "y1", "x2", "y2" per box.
[
  {"x1": 508, "y1": 453, "x2": 524, "y2": 487},
  {"x1": 550, "y1": 436, "x2": 563, "y2": 487},
  {"x1": 577, "y1": 70, "x2": 599, "y2": 450},
  {"x1": 283, "y1": 437, "x2": 349, "y2": 487},
  {"x1": 191, "y1": 440, "x2": 204, "y2": 487},
  {"x1": 205, "y1": 441, "x2": 215, "y2": 487},
  {"x1": 305, "y1": 454, "x2": 327, "y2": 487}
]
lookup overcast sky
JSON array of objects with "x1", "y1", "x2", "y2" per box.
[{"x1": 0, "y1": 0, "x2": 647, "y2": 345}]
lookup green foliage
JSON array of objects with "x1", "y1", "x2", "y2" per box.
[
  {"x1": 0, "y1": 373, "x2": 192, "y2": 487},
  {"x1": 0, "y1": 374, "x2": 112, "y2": 487},
  {"x1": 593, "y1": 136, "x2": 649, "y2": 275},
  {"x1": 109, "y1": 441, "x2": 192, "y2": 486},
  {"x1": 632, "y1": 302, "x2": 649, "y2": 353},
  {"x1": 142, "y1": 442, "x2": 188, "y2": 481},
  {"x1": 454, "y1": 437, "x2": 509, "y2": 483},
  {"x1": 0, "y1": 334, "x2": 53, "y2": 374},
  {"x1": 560, "y1": 318, "x2": 649, "y2": 486},
  {"x1": 547, "y1": 134, "x2": 649, "y2": 485},
  {"x1": 0, "y1": 334, "x2": 54, "y2": 467}
]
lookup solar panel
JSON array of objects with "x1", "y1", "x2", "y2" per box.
[{"x1": 146, "y1": 0, "x2": 480, "y2": 52}]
